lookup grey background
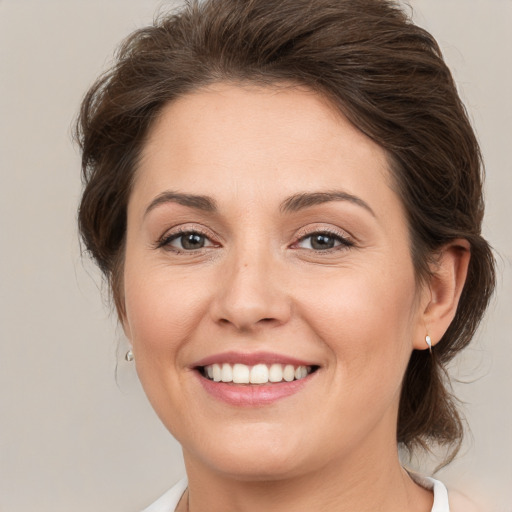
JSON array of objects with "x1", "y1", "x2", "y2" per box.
[{"x1": 0, "y1": 1, "x2": 510, "y2": 511}]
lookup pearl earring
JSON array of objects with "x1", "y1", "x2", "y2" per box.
[
  {"x1": 425, "y1": 334, "x2": 432, "y2": 354},
  {"x1": 125, "y1": 349, "x2": 134, "y2": 362}
]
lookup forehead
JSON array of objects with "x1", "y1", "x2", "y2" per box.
[{"x1": 133, "y1": 82, "x2": 394, "y2": 212}]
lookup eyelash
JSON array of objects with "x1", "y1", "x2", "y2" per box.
[
  {"x1": 156, "y1": 227, "x2": 354, "y2": 254},
  {"x1": 294, "y1": 230, "x2": 354, "y2": 251},
  {"x1": 155, "y1": 227, "x2": 215, "y2": 253}
]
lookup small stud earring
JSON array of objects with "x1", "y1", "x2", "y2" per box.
[
  {"x1": 425, "y1": 334, "x2": 432, "y2": 354},
  {"x1": 125, "y1": 349, "x2": 134, "y2": 362}
]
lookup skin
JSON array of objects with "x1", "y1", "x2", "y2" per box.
[{"x1": 121, "y1": 83, "x2": 470, "y2": 512}]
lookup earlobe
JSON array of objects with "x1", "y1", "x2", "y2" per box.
[
  {"x1": 414, "y1": 239, "x2": 471, "y2": 351},
  {"x1": 115, "y1": 294, "x2": 131, "y2": 340},
  {"x1": 118, "y1": 303, "x2": 132, "y2": 340},
  {"x1": 120, "y1": 315, "x2": 132, "y2": 340}
]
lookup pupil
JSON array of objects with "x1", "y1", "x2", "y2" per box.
[
  {"x1": 182, "y1": 233, "x2": 205, "y2": 250},
  {"x1": 312, "y1": 234, "x2": 334, "y2": 250}
]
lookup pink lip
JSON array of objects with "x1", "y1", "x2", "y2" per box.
[
  {"x1": 195, "y1": 371, "x2": 315, "y2": 407},
  {"x1": 191, "y1": 351, "x2": 320, "y2": 407},
  {"x1": 191, "y1": 351, "x2": 316, "y2": 368}
]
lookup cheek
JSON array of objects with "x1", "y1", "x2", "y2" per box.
[
  {"x1": 121, "y1": 260, "x2": 213, "y2": 432},
  {"x1": 123, "y1": 260, "x2": 210, "y2": 365},
  {"x1": 296, "y1": 262, "x2": 418, "y2": 385}
]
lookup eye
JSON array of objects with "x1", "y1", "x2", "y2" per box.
[
  {"x1": 296, "y1": 231, "x2": 353, "y2": 251},
  {"x1": 158, "y1": 230, "x2": 216, "y2": 251}
]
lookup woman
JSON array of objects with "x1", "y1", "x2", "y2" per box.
[{"x1": 76, "y1": 0, "x2": 495, "y2": 510}]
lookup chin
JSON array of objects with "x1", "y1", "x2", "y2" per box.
[
  {"x1": 186, "y1": 425, "x2": 314, "y2": 482},
  {"x1": 205, "y1": 453, "x2": 308, "y2": 482}
]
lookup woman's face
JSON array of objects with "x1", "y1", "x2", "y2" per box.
[{"x1": 122, "y1": 83, "x2": 428, "y2": 480}]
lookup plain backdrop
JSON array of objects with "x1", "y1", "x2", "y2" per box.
[{"x1": 0, "y1": 1, "x2": 510, "y2": 511}]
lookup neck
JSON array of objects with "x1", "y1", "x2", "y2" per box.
[{"x1": 182, "y1": 441, "x2": 433, "y2": 512}]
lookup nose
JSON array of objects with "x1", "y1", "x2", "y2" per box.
[{"x1": 210, "y1": 249, "x2": 292, "y2": 332}]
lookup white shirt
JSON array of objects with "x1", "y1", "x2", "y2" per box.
[{"x1": 142, "y1": 475, "x2": 450, "y2": 512}]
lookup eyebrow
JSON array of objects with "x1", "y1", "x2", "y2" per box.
[
  {"x1": 144, "y1": 189, "x2": 375, "y2": 218},
  {"x1": 280, "y1": 191, "x2": 375, "y2": 217},
  {"x1": 144, "y1": 191, "x2": 217, "y2": 218}
]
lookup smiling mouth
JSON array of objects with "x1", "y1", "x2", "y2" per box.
[{"x1": 198, "y1": 363, "x2": 318, "y2": 385}]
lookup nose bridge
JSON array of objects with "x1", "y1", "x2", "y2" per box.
[{"x1": 213, "y1": 236, "x2": 290, "y2": 330}]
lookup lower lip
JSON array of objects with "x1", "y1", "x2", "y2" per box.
[{"x1": 196, "y1": 372, "x2": 314, "y2": 406}]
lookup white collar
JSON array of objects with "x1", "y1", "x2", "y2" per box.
[{"x1": 142, "y1": 474, "x2": 450, "y2": 512}]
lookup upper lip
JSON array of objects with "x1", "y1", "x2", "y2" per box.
[{"x1": 191, "y1": 351, "x2": 318, "y2": 368}]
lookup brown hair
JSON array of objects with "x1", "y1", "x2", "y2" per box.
[{"x1": 76, "y1": 0, "x2": 495, "y2": 464}]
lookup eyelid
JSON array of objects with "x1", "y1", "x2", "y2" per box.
[
  {"x1": 292, "y1": 225, "x2": 354, "y2": 247},
  {"x1": 155, "y1": 224, "x2": 220, "y2": 250},
  {"x1": 293, "y1": 233, "x2": 354, "y2": 252},
  {"x1": 153, "y1": 223, "x2": 354, "y2": 252}
]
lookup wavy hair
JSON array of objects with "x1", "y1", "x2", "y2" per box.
[{"x1": 76, "y1": 0, "x2": 496, "y2": 465}]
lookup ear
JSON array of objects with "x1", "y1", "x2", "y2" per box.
[
  {"x1": 413, "y1": 239, "x2": 471, "y2": 351},
  {"x1": 116, "y1": 300, "x2": 132, "y2": 341},
  {"x1": 113, "y1": 286, "x2": 132, "y2": 340},
  {"x1": 120, "y1": 316, "x2": 132, "y2": 341}
]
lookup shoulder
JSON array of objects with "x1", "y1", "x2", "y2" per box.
[{"x1": 448, "y1": 489, "x2": 482, "y2": 512}]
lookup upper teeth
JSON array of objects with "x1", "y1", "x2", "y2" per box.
[{"x1": 204, "y1": 363, "x2": 311, "y2": 384}]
